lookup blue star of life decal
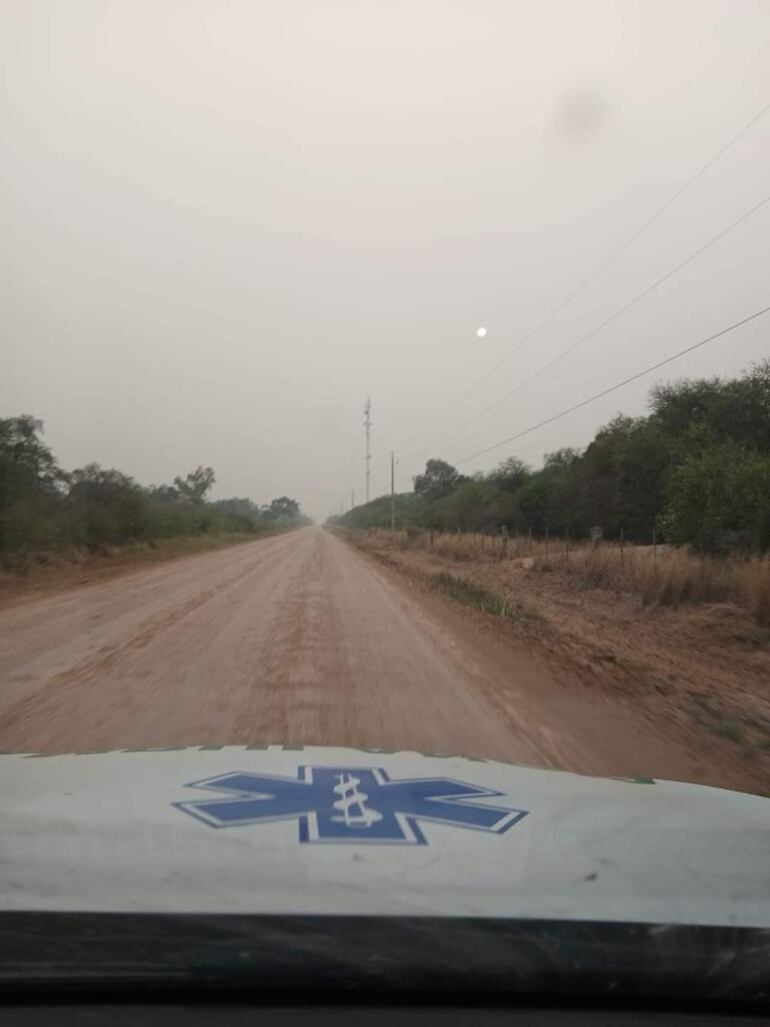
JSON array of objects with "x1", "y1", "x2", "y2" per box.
[{"x1": 174, "y1": 765, "x2": 528, "y2": 845}]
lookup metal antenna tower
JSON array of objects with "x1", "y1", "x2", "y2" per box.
[{"x1": 364, "y1": 397, "x2": 372, "y2": 503}]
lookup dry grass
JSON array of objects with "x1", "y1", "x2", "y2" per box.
[
  {"x1": 0, "y1": 532, "x2": 265, "y2": 603},
  {"x1": 0, "y1": 532, "x2": 260, "y2": 576},
  {"x1": 355, "y1": 528, "x2": 770, "y2": 627}
]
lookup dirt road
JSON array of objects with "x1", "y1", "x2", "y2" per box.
[{"x1": 0, "y1": 527, "x2": 726, "y2": 782}]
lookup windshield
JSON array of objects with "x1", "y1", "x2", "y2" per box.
[{"x1": 1, "y1": 0, "x2": 769, "y2": 1008}]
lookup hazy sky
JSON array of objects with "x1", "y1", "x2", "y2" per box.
[{"x1": 3, "y1": 1, "x2": 769, "y2": 518}]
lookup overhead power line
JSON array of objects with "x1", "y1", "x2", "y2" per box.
[
  {"x1": 399, "y1": 99, "x2": 770, "y2": 454},
  {"x1": 456, "y1": 303, "x2": 770, "y2": 467},
  {"x1": 459, "y1": 189, "x2": 770, "y2": 429},
  {"x1": 453, "y1": 99, "x2": 770, "y2": 405}
]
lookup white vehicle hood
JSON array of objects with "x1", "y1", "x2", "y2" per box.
[{"x1": 2, "y1": 745, "x2": 768, "y2": 927}]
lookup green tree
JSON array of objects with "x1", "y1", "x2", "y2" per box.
[
  {"x1": 0, "y1": 416, "x2": 67, "y2": 553},
  {"x1": 611, "y1": 417, "x2": 671, "y2": 538},
  {"x1": 649, "y1": 360, "x2": 770, "y2": 451},
  {"x1": 174, "y1": 466, "x2": 215, "y2": 504},
  {"x1": 146, "y1": 484, "x2": 180, "y2": 503},
  {"x1": 266, "y1": 496, "x2": 300, "y2": 520},
  {"x1": 413, "y1": 459, "x2": 466, "y2": 502},
  {"x1": 68, "y1": 464, "x2": 149, "y2": 548},
  {"x1": 211, "y1": 497, "x2": 263, "y2": 522},
  {"x1": 519, "y1": 449, "x2": 582, "y2": 535},
  {"x1": 0, "y1": 415, "x2": 66, "y2": 500},
  {"x1": 488, "y1": 456, "x2": 530, "y2": 493},
  {"x1": 417, "y1": 475, "x2": 519, "y2": 533},
  {"x1": 662, "y1": 438, "x2": 770, "y2": 552},
  {"x1": 574, "y1": 416, "x2": 671, "y2": 539}
]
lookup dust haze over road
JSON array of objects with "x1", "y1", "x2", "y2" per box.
[{"x1": 0, "y1": 529, "x2": 716, "y2": 784}]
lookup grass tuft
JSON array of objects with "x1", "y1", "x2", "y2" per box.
[
  {"x1": 431, "y1": 571, "x2": 537, "y2": 622},
  {"x1": 710, "y1": 719, "x2": 747, "y2": 744}
]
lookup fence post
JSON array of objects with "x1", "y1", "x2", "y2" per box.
[
  {"x1": 652, "y1": 523, "x2": 657, "y2": 564},
  {"x1": 528, "y1": 526, "x2": 533, "y2": 552},
  {"x1": 565, "y1": 531, "x2": 570, "y2": 564},
  {"x1": 545, "y1": 523, "x2": 549, "y2": 556},
  {"x1": 430, "y1": 529, "x2": 434, "y2": 550},
  {"x1": 620, "y1": 526, "x2": 625, "y2": 566},
  {"x1": 501, "y1": 525, "x2": 508, "y2": 561}
]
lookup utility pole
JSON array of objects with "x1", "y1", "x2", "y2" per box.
[
  {"x1": 390, "y1": 451, "x2": 396, "y2": 530},
  {"x1": 350, "y1": 490, "x2": 355, "y2": 511},
  {"x1": 364, "y1": 397, "x2": 372, "y2": 504}
]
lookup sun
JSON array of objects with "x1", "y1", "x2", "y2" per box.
[{"x1": 476, "y1": 326, "x2": 488, "y2": 338}]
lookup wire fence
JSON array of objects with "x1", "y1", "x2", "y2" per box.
[{"x1": 355, "y1": 527, "x2": 770, "y2": 626}]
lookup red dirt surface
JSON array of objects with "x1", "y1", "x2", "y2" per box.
[{"x1": 0, "y1": 527, "x2": 766, "y2": 794}]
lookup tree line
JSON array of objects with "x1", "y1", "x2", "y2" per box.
[
  {"x1": 0, "y1": 415, "x2": 310, "y2": 561},
  {"x1": 334, "y1": 361, "x2": 770, "y2": 553}
]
